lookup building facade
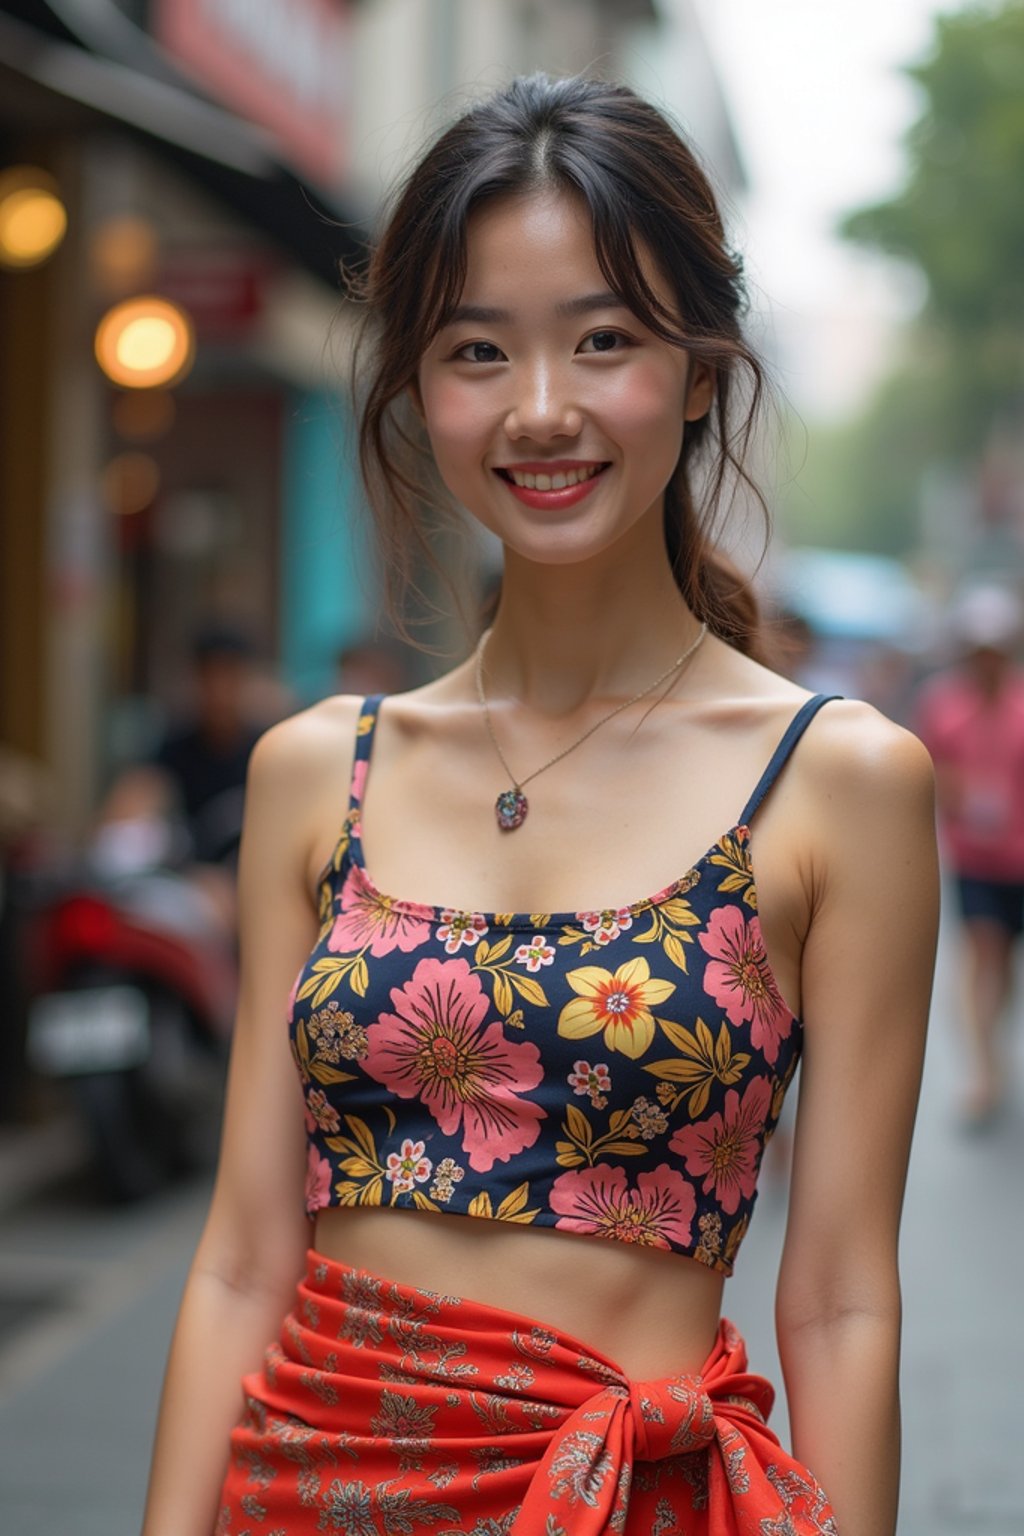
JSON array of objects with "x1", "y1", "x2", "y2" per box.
[{"x1": 1, "y1": 0, "x2": 746, "y2": 839}]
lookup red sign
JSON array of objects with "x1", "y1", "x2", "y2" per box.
[
  {"x1": 155, "y1": 0, "x2": 351, "y2": 187},
  {"x1": 157, "y1": 248, "x2": 272, "y2": 338}
]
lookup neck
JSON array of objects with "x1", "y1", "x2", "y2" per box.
[{"x1": 482, "y1": 511, "x2": 704, "y2": 713}]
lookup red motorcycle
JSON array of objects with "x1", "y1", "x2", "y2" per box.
[{"x1": 26, "y1": 833, "x2": 236, "y2": 1201}]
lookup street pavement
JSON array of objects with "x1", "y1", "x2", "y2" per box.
[{"x1": 0, "y1": 894, "x2": 1021, "y2": 1535}]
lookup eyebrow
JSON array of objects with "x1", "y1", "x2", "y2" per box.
[{"x1": 446, "y1": 291, "x2": 628, "y2": 325}]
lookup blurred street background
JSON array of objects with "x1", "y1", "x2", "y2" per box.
[{"x1": 1, "y1": 1, "x2": 1023, "y2": 1531}]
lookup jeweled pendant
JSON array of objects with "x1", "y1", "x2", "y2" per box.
[{"x1": 495, "y1": 786, "x2": 528, "y2": 831}]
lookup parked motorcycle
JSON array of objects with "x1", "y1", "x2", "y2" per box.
[{"x1": 25, "y1": 811, "x2": 237, "y2": 1202}]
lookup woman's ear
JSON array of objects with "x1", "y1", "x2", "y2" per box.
[{"x1": 683, "y1": 359, "x2": 715, "y2": 422}]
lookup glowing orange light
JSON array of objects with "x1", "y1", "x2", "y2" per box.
[
  {"x1": 0, "y1": 167, "x2": 67, "y2": 269},
  {"x1": 95, "y1": 296, "x2": 195, "y2": 389}
]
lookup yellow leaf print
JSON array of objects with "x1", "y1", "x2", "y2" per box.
[
  {"x1": 565, "y1": 1103, "x2": 593, "y2": 1146},
  {"x1": 659, "y1": 897, "x2": 701, "y2": 928},
  {"x1": 308, "y1": 1062, "x2": 356, "y2": 1088},
  {"x1": 709, "y1": 829, "x2": 757, "y2": 910},
  {"x1": 510, "y1": 972, "x2": 548, "y2": 1007},
  {"x1": 662, "y1": 932, "x2": 690, "y2": 974},
  {"x1": 497, "y1": 1182, "x2": 541, "y2": 1223},
  {"x1": 644, "y1": 1016, "x2": 751, "y2": 1115},
  {"x1": 296, "y1": 957, "x2": 350, "y2": 1008},
  {"x1": 350, "y1": 956, "x2": 369, "y2": 998},
  {"x1": 493, "y1": 971, "x2": 514, "y2": 1016}
]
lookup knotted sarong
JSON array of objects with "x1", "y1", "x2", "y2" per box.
[{"x1": 217, "y1": 1250, "x2": 838, "y2": 1534}]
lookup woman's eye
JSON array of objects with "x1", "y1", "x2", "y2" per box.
[
  {"x1": 579, "y1": 330, "x2": 629, "y2": 354},
  {"x1": 454, "y1": 341, "x2": 504, "y2": 363}
]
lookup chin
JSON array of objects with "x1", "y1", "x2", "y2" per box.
[{"x1": 468, "y1": 490, "x2": 665, "y2": 569}]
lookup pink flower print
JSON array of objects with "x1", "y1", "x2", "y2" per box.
[
  {"x1": 305, "y1": 1147, "x2": 332, "y2": 1213},
  {"x1": 385, "y1": 1137, "x2": 432, "y2": 1194},
  {"x1": 549, "y1": 1164, "x2": 695, "y2": 1250},
  {"x1": 327, "y1": 864, "x2": 432, "y2": 958},
  {"x1": 699, "y1": 905, "x2": 794, "y2": 1064},
  {"x1": 669, "y1": 1075, "x2": 772, "y2": 1215},
  {"x1": 578, "y1": 907, "x2": 634, "y2": 946},
  {"x1": 350, "y1": 756, "x2": 368, "y2": 808},
  {"x1": 514, "y1": 935, "x2": 555, "y2": 972},
  {"x1": 568, "y1": 1060, "x2": 612, "y2": 1109},
  {"x1": 437, "y1": 909, "x2": 488, "y2": 954},
  {"x1": 304, "y1": 1088, "x2": 341, "y2": 1135},
  {"x1": 363, "y1": 957, "x2": 545, "y2": 1172}
]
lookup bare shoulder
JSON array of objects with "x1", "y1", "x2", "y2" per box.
[
  {"x1": 787, "y1": 700, "x2": 937, "y2": 890},
  {"x1": 796, "y1": 697, "x2": 934, "y2": 809},
  {"x1": 249, "y1": 693, "x2": 364, "y2": 789},
  {"x1": 241, "y1": 696, "x2": 365, "y2": 884}
]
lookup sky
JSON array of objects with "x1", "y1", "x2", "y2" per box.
[{"x1": 689, "y1": 0, "x2": 965, "y2": 420}]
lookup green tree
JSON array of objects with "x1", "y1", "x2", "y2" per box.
[
  {"x1": 841, "y1": 1, "x2": 1024, "y2": 456},
  {"x1": 780, "y1": 360, "x2": 952, "y2": 557}
]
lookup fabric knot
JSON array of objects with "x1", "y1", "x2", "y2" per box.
[
  {"x1": 511, "y1": 1320, "x2": 790, "y2": 1535},
  {"x1": 628, "y1": 1374, "x2": 716, "y2": 1461}
]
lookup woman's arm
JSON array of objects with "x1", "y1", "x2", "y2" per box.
[
  {"x1": 776, "y1": 705, "x2": 938, "y2": 1536},
  {"x1": 141, "y1": 702, "x2": 357, "y2": 1536}
]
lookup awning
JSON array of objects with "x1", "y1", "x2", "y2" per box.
[{"x1": 0, "y1": 1, "x2": 365, "y2": 286}]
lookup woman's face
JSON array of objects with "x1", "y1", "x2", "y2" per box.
[{"x1": 415, "y1": 188, "x2": 712, "y2": 568}]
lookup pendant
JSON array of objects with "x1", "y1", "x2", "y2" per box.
[{"x1": 495, "y1": 787, "x2": 528, "y2": 831}]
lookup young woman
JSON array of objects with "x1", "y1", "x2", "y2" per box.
[{"x1": 142, "y1": 75, "x2": 938, "y2": 1536}]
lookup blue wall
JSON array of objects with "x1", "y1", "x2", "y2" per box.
[{"x1": 280, "y1": 391, "x2": 373, "y2": 705}]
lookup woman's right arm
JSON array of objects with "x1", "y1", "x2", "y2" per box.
[{"x1": 141, "y1": 704, "x2": 355, "y2": 1536}]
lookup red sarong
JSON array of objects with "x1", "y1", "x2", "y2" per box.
[{"x1": 218, "y1": 1250, "x2": 837, "y2": 1534}]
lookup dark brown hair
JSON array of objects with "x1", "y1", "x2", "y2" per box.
[{"x1": 352, "y1": 73, "x2": 769, "y2": 653}]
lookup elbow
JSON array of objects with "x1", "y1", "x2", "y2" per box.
[{"x1": 776, "y1": 1258, "x2": 903, "y2": 1345}]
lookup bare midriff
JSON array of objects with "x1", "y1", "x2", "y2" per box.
[{"x1": 312, "y1": 1205, "x2": 725, "y2": 1381}]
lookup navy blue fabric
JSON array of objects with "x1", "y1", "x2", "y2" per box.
[{"x1": 290, "y1": 693, "x2": 839, "y2": 1274}]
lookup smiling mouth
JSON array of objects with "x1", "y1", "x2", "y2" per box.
[{"x1": 495, "y1": 463, "x2": 609, "y2": 491}]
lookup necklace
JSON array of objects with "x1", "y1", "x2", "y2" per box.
[{"x1": 474, "y1": 621, "x2": 709, "y2": 831}]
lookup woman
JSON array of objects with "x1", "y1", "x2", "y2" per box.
[{"x1": 142, "y1": 76, "x2": 938, "y2": 1536}]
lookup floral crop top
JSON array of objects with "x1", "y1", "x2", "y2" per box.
[{"x1": 289, "y1": 693, "x2": 837, "y2": 1275}]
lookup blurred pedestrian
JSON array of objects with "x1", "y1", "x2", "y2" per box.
[
  {"x1": 915, "y1": 584, "x2": 1024, "y2": 1128},
  {"x1": 151, "y1": 625, "x2": 266, "y2": 870},
  {"x1": 333, "y1": 635, "x2": 411, "y2": 698},
  {"x1": 143, "y1": 76, "x2": 937, "y2": 1536}
]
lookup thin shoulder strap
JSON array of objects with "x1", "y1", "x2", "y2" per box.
[
  {"x1": 347, "y1": 694, "x2": 385, "y2": 812},
  {"x1": 738, "y1": 694, "x2": 842, "y2": 826}
]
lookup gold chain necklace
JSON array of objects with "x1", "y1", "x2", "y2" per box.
[{"x1": 474, "y1": 621, "x2": 709, "y2": 831}]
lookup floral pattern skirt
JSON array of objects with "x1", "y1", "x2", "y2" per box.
[{"x1": 217, "y1": 1250, "x2": 837, "y2": 1535}]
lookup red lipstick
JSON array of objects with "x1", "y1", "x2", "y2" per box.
[{"x1": 494, "y1": 460, "x2": 610, "y2": 511}]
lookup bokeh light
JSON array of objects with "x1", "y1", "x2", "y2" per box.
[
  {"x1": 101, "y1": 451, "x2": 161, "y2": 516},
  {"x1": 0, "y1": 166, "x2": 68, "y2": 269},
  {"x1": 94, "y1": 296, "x2": 195, "y2": 389},
  {"x1": 89, "y1": 216, "x2": 159, "y2": 296}
]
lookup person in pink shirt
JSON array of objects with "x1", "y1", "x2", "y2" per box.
[{"x1": 916, "y1": 585, "x2": 1024, "y2": 1125}]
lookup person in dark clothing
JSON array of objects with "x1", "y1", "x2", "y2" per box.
[{"x1": 153, "y1": 627, "x2": 264, "y2": 870}]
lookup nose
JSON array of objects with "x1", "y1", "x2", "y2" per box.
[{"x1": 504, "y1": 358, "x2": 583, "y2": 443}]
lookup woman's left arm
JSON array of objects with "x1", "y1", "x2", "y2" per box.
[{"x1": 776, "y1": 705, "x2": 939, "y2": 1536}]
